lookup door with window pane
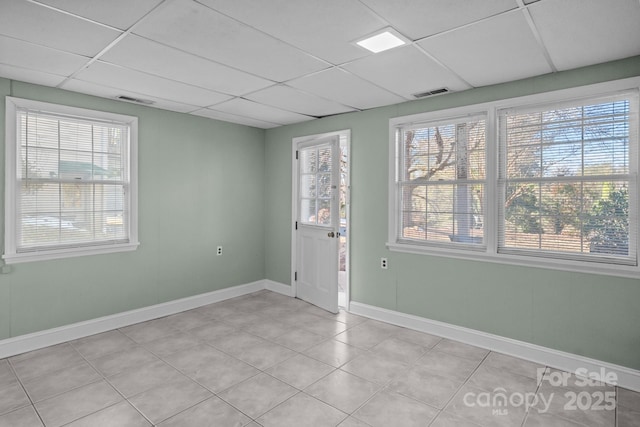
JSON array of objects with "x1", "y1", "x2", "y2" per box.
[{"x1": 296, "y1": 137, "x2": 339, "y2": 313}]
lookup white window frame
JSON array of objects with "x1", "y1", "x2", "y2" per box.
[
  {"x1": 4, "y1": 97, "x2": 139, "y2": 264},
  {"x1": 388, "y1": 77, "x2": 640, "y2": 278},
  {"x1": 393, "y1": 112, "x2": 489, "y2": 250}
]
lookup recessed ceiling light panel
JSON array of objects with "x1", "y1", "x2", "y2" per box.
[{"x1": 355, "y1": 28, "x2": 409, "y2": 53}]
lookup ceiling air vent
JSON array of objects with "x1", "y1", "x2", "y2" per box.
[
  {"x1": 413, "y1": 88, "x2": 450, "y2": 98},
  {"x1": 116, "y1": 95, "x2": 155, "y2": 105}
]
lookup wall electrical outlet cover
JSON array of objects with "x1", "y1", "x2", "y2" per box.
[
  {"x1": 381, "y1": 258, "x2": 388, "y2": 269},
  {"x1": 217, "y1": 246, "x2": 223, "y2": 256}
]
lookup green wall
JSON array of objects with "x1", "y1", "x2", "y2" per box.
[
  {"x1": 0, "y1": 79, "x2": 265, "y2": 338},
  {"x1": 2, "y1": 56, "x2": 640, "y2": 372},
  {"x1": 264, "y1": 56, "x2": 640, "y2": 370}
]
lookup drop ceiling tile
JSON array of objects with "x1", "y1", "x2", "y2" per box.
[
  {"x1": 191, "y1": 108, "x2": 280, "y2": 129},
  {"x1": 418, "y1": 10, "x2": 552, "y2": 87},
  {"x1": 0, "y1": 0, "x2": 121, "y2": 56},
  {"x1": 529, "y1": 0, "x2": 640, "y2": 71},
  {"x1": 246, "y1": 85, "x2": 357, "y2": 117},
  {"x1": 0, "y1": 64, "x2": 66, "y2": 87},
  {"x1": 74, "y1": 61, "x2": 232, "y2": 107},
  {"x1": 100, "y1": 35, "x2": 273, "y2": 96},
  {"x1": 360, "y1": 0, "x2": 517, "y2": 39},
  {"x1": 211, "y1": 98, "x2": 315, "y2": 125},
  {"x1": 133, "y1": 0, "x2": 329, "y2": 82},
  {"x1": 288, "y1": 68, "x2": 405, "y2": 110},
  {"x1": 342, "y1": 45, "x2": 469, "y2": 99},
  {"x1": 34, "y1": 0, "x2": 163, "y2": 30},
  {"x1": 199, "y1": 0, "x2": 387, "y2": 65},
  {"x1": 62, "y1": 79, "x2": 200, "y2": 113},
  {"x1": 0, "y1": 35, "x2": 89, "y2": 76}
]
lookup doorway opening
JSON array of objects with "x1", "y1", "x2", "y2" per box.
[{"x1": 338, "y1": 137, "x2": 349, "y2": 308}]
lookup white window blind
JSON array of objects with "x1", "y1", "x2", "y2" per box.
[
  {"x1": 396, "y1": 114, "x2": 487, "y2": 248},
  {"x1": 389, "y1": 79, "x2": 640, "y2": 277},
  {"x1": 299, "y1": 142, "x2": 334, "y2": 226},
  {"x1": 498, "y1": 92, "x2": 638, "y2": 265},
  {"x1": 4, "y1": 97, "x2": 138, "y2": 263}
]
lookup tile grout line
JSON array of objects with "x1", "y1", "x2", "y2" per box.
[
  {"x1": 3, "y1": 359, "x2": 47, "y2": 426},
  {"x1": 2, "y1": 291, "x2": 626, "y2": 426},
  {"x1": 178, "y1": 297, "x2": 369, "y2": 424},
  {"x1": 9, "y1": 294, "x2": 349, "y2": 425},
  {"x1": 431, "y1": 349, "x2": 491, "y2": 426},
  {"x1": 8, "y1": 341, "x2": 128, "y2": 427},
  {"x1": 334, "y1": 341, "x2": 444, "y2": 424},
  {"x1": 519, "y1": 365, "x2": 546, "y2": 427},
  {"x1": 69, "y1": 340, "x2": 152, "y2": 427}
]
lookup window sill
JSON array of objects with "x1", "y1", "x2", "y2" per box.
[
  {"x1": 3, "y1": 242, "x2": 140, "y2": 265},
  {"x1": 386, "y1": 242, "x2": 640, "y2": 279}
]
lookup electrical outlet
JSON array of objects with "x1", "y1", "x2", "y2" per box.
[
  {"x1": 381, "y1": 257, "x2": 388, "y2": 269},
  {"x1": 217, "y1": 246, "x2": 223, "y2": 256}
]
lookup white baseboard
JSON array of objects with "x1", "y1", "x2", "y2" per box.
[
  {"x1": 264, "y1": 280, "x2": 294, "y2": 297},
  {"x1": 4, "y1": 279, "x2": 637, "y2": 393},
  {"x1": 0, "y1": 280, "x2": 266, "y2": 359},
  {"x1": 350, "y1": 301, "x2": 640, "y2": 392}
]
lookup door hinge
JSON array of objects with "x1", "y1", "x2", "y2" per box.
[
  {"x1": 294, "y1": 272, "x2": 297, "y2": 281},
  {"x1": 295, "y1": 221, "x2": 298, "y2": 230},
  {"x1": 295, "y1": 150, "x2": 299, "y2": 160}
]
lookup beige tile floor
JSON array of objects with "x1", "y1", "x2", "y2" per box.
[{"x1": 0, "y1": 290, "x2": 638, "y2": 426}]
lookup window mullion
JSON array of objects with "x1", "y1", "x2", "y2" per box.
[
  {"x1": 486, "y1": 108, "x2": 498, "y2": 255},
  {"x1": 57, "y1": 119, "x2": 62, "y2": 243}
]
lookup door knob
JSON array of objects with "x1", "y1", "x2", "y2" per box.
[{"x1": 328, "y1": 231, "x2": 335, "y2": 238}]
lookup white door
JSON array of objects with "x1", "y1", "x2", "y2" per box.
[{"x1": 296, "y1": 137, "x2": 340, "y2": 313}]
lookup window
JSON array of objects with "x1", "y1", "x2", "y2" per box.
[
  {"x1": 4, "y1": 97, "x2": 139, "y2": 263},
  {"x1": 498, "y1": 94, "x2": 636, "y2": 265},
  {"x1": 389, "y1": 79, "x2": 639, "y2": 277},
  {"x1": 395, "y1": 114, "x2": 486, "y2": 248},
  {"x1": 299, "y1": 143, "x2": 334, "y2": 226}
]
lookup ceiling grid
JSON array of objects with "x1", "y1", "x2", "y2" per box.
[{"x1": 0, "y1": 0, "x2": 638, "y2": 128}]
